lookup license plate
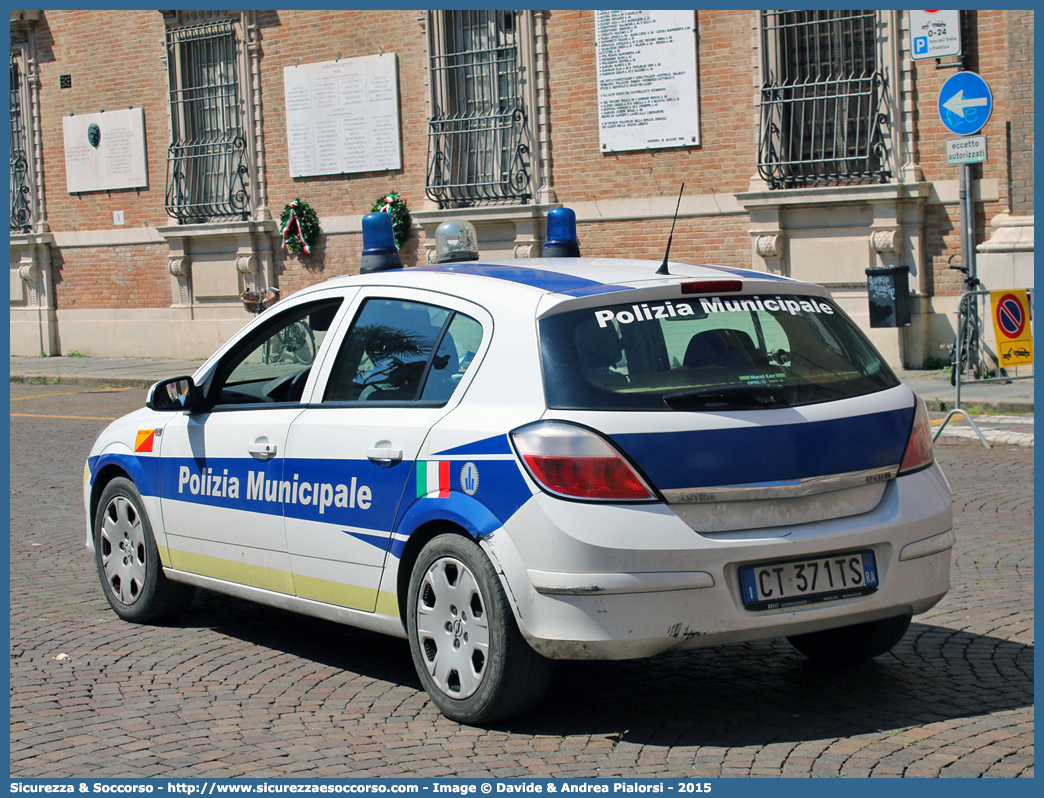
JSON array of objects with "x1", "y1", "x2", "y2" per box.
[{"x1": 740, "y1": 551, "x2": 879, "y2": 610}]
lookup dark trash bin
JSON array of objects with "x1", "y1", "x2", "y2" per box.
[{"x1": 865, "y1": 266, "x2": 911, "y2": 328}]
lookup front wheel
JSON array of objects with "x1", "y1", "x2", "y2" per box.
[
  {"x1": 94, "y1": 477, "x2": 195, "y2": 623},
  {"x1": 407, "y1": 533, "x2": 552, "y2": 724},
  {"x1": 787, "y1": 614, "x2": 912, "y2": 663}
]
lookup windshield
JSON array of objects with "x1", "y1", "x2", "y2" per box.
[{"x1": 540, "y1": 293, "x2": 899, "y2": 411}]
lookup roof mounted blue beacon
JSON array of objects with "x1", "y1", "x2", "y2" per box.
[
  {"x1": 543, "y1": 207, "x2": 580, "y2": 258},
  {"x1": 360, "y1": 212, "x2": 402, "y2": 274}
]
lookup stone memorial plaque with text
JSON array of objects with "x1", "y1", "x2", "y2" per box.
[
  {"x1": 62, "y1": 107, "x2": 148, "y2": 193},
  {"x1": 596, "y1": 10, "x2": 700, "y2": 153},
  {"x1": 284, "y1": 54, "x2": 402, "y2": 178}
]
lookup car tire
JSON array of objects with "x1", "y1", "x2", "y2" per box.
[
  {"x1": 787, "y1": 613, "x2": 912, "y2": 663},
  {"x1": 407, "y1": 533, "x2": 552, "y2": 724},
  {"x1": 94, "y1": 477, "x2": 195, "y2": 624}
]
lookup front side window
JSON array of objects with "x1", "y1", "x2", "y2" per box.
[
  {"x1": 324, "y1": 299, "x2": 483, "y2": 404},
  {"x1": 425, "y1": 10, "x2": 531, "y2": 207},
  {"x1": 540, "y1": 292, "x2": 898, "y2": 411},
  {"x1": 164, "y1": 20, "x2": 250, "y2": 222},
  {"x1": 211, "y1": 299, "x2": 342, "y2": 406},
  {"x1": 757, "y1": 10, "x2": 889, "y2": 189}
]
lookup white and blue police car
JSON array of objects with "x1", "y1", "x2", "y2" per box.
[{"x1": 84, "y1": 210, "x2": 953, "y2": 724}]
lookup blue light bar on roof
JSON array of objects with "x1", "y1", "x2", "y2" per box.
[
  {"x1": 360, "y1": 212, "x2": 402, "y2": 274},
  {"x1": 543, "y1": 207, "x2": 581, "y2": 258}
]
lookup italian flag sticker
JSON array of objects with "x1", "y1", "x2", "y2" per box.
[{"x1": 417, "y1": 461, "x2": 452, "y2": 498}]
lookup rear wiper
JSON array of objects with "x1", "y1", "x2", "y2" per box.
[{"x1": 663, "y1": 384, "x2": 786, "y2": 409}]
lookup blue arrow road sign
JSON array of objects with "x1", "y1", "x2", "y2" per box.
[{"x1": 938, "y1": 71, "x2": 993, "y2": 136}]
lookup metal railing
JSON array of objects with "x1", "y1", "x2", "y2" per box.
[
  {"x1": 10, "y1": 58, "x2": 32, "y2": 233},
  {"x1": 758, "y1": 10, "x2": 890, "y2": 190},
  {"x1": 934, "y1": 288, "x2": 1035, "y2": 448},
  {"x1": 164, "y1": 21, "x2": 250, "y2": 223}
]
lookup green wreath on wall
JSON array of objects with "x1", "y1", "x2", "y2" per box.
[
  {"x1": 372, "y1": 191, "x2": 412, "y2": 248},
  {"x1": 280, "y1": 198, "x2": 321, "y2": 255}
]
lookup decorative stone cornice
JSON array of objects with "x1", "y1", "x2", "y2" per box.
[
  {"x1": 737, "y1": 181, "x2": 931, "y2": 212},
  {"x1": 158, "y1": 219, "x2": 277, "y2": 242}
]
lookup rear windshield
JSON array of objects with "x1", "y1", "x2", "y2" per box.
[{"x1": 540, "y1": 293, "x2": 899, "y2": 411}]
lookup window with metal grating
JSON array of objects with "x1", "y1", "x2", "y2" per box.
[
  {"x1": 425, "y1": 10, "x2": 532, "y2": 208},
  {"x1": 757, "y1": 10, "x2": 890, "y2": 190},
  {"x1": 10, "y1": 58, "x2": 32, "y2": 232},
  {"x1": 164, "y1": 20, "x2": 250, "y2": 223}
]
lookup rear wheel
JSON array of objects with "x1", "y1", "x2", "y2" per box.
[
  {"x1": 407, "y1": 533, "x2": 552, "y2": 724},
  {"x1": 950, "y1": 300, "x2": 982, "y2": 385},
  {"x1": 787, "y1": 614, "x2": 912, "y2": 663},
  {"x1": 94, "y1": 477, "x2": 195, "y2": 623}
]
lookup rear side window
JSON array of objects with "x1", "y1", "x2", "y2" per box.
[
  {"x1": 540, "y1": 293, "x2": 898, "y2": 410},
  {"x1": 323, "y1": 298, "x2": 482, "y2": 404}
]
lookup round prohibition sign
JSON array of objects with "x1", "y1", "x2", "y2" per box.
[{"x1": 995, "y1": 293, "x2": 1027, "y2": 339}]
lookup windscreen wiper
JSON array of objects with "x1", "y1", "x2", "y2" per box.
[{"x1": 663, "y1": 384, "x2": 786, "y2": 409}]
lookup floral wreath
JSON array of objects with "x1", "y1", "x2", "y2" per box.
[
  {"x1": 372, "y1": 191, "x2": 412, "y2": 248},
  {"x1": 280, "y1": 198, "x2": 321, "y2": 255}
]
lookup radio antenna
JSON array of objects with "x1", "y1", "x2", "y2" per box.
[{"x1": 656, "y1": 183, "x2": 685, "y2": 275}]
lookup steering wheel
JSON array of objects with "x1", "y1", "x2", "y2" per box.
[
  {"x1": 262, "y1": 368, "x2": 310, "y2": 402},
  {"x1": 285, "y1": 368, "x2": 311, "y2": 402}
]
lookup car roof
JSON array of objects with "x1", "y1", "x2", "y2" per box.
[{"x1": 293, "y1": 258, "x2": 821, "y2": 308}]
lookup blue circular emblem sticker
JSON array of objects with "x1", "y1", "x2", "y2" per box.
[{"x1": 460, "y1": 462, "x2": 480, "y2": 496}]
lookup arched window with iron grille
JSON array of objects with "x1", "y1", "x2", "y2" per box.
[
  {"x1": 10, "y1": 57, "x2": 33, "y2": 233},
  {"x1": 757, "y1": 10, "x2": 890, "y2": 190},
  {"x1": 164, "y1": 19, "x2": 251, "y2": 223},
  {"x1": 425, "y1": 10, "x2": 532, "y2": 208}
]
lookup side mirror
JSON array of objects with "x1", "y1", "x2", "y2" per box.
[{"x1": 146, "y1": 376, "x2": 200, "y2": 412}]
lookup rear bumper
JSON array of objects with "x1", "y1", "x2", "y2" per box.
[{"x1": 485, "y1": 463, "x2": 953, "y2": 660}]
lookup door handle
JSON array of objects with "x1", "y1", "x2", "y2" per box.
[
  {"x1": 366, "y1": 447, "x2": 402, "y2": 464},
  {"x1": 247, "y1": 442, "x2": 277, "y2": 460}
]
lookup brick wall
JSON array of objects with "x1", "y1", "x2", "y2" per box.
[
  {"x1": 257, "y1": 8, "x2": 430, "y2": 271},
  {"x1": 913, "y1": 11, "x2": 1017, "y2": 296},
  {"x1": 50, "y1": 244, "x2": 170, "y2": 310},
  {"x1": 577, "y1": 216, "x2": 750, "y2": 265},
  {"x1": 544, "y1": 10, "x2": 756, "y2": 203},
  {"x1": 34, "y1": 11, "x2": 171, "y2": 231},
  {"x1": 24, "y1": 9, "x2": 1033, "y2": 316}
]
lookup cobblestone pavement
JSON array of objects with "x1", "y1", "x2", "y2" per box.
[{"x1": 9, "y1": 384, "x2": 1034, "y2": 779}]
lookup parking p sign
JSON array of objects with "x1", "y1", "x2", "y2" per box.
[{"x1": 910, "y1": 10, "x2": 962, "y2": 60}]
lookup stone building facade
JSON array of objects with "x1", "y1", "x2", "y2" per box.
[{"x1": 10, "y1": 9, "x2": 1034, "y2": 368}]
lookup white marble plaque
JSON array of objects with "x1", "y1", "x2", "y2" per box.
[
  {"x1": 62, "y1": 107, "x2": 148, "y2": 193},
  {"x1": 284, "y1": 53, "x2": 402, "y2": 178},
  {"x1": 595, "y1": 10, "x2": 700, "y2": 153}
]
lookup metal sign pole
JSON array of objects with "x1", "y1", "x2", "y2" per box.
[
  {"x1": 965, "y1": 162, "x2": 977, "y2": 282},
  {"x1": 959, "y1": 163, "x2": 969, "y2": 279}
]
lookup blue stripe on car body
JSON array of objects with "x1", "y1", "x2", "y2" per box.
[
  {"x1": 609, "y1": 407, "x2": 914, "y2": 490},
  {"x1": 415, "y1": 263, "x2": 633, "y2": 295},
  {"x1": 102, "y1": 453, "x2": 534, "y2": 543}
]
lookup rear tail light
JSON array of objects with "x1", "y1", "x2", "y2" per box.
[
  {"x1": 510, "y1": 421, "x2": 657, "y2": 502},
  {"x1": 899, "y1": 397, "x2": 935, "y2": 474}
]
